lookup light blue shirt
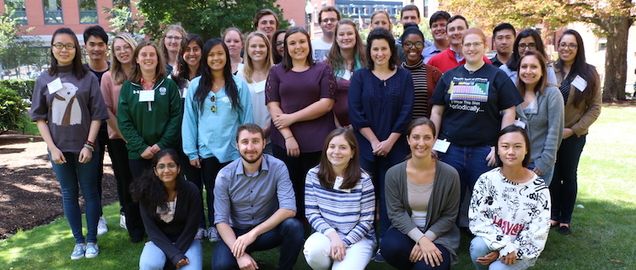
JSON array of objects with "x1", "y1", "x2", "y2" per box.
[
  {"x1": 423, "y1": 42, "x2": 443, "y2": 64},
  {"x1": 182, "y1": 75, "x2": 253, "y2": 163}
]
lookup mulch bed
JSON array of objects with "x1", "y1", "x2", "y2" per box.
[{"x1": 0, "y1": 135, "x2": 118, "y2": 239}]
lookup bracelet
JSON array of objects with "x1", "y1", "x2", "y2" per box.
[
  {"x1": 85, "y1": 140, "x2": 95, "y2": 147},
  {"x1": 284, "y1": 136, "x2": 293, "y2": 140},
  {"x1": 83, "y1": 144, "x2": 94, "y2": 152}
]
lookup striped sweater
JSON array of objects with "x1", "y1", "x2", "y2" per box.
[{"x1": 304, "y1": 167, "x2": 376, "y2": 246}]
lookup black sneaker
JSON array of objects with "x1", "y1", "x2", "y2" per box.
[{"x1": 558, "y1": 225, "x2": 571, "y2": 235}]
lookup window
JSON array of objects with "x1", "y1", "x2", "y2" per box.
[
  {"x1": 5, "y1": 0, "x2": 27, "y2": 25},
  {"x1": 79, "y1": 0, "x2": 97, "y2": 24},
  {"x1": 42, "y1": 0, "x2": 63, "y2": 24}
]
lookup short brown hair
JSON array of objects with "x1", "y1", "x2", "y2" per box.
[
  {"x1": 253, "y1": 9, "x2": 279, "y2": 30},
  {"x1": 236, "y1": 123, "x2": 265, "y2": 142},
  {"x1": 130, "y1": 41, "x2": 167, "y2": 83},
  {"x1": 318, "y1": 6, "x2": 341, "y2": 23}
]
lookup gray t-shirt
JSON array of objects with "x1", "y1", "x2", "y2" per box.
[{"x1": 30, "y1": 66, "x2": 108, "y2": 152}]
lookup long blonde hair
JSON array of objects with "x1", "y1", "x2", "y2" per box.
[
  {"x1": 243, "y1": 31, "x2": 273, "y2": 83},
  {"x1": 110, "y1": 33, "x2": 138, "y2": 84}
]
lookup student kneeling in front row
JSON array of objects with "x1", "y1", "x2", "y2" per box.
[{"x1": 212, "y1": 124, "x2": 304, "y2": 270}]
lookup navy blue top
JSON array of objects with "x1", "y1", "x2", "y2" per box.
[
  {"x1": 348, "y1": 67, "x2": 414, "y2": 157},
  {"x1": 432, "y1": 64, "x2": 522, "y2": 146}
]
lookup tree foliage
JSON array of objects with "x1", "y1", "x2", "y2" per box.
[
  {"x1": 0, "y1": 7, "x2": 47, "y2": 72},
  {"x1": 136, "y1": 0, "x2": 287, "y2": 40},
  {"x1": 103, "y1": 5, "x2": 144, "y2": 35},
  {"x1": 443, "y1": 0, "x2": 636, "y2": 101}
]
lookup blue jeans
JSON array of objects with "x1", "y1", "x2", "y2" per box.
[
  {"x1": 437, "y1": 144, "x2": 492, "y2": 227},
  {"x1": 212, "y1": 218, "x2": 304, "y2": 270},
  {"x1": 381, "y1": 227, "x2": 452, "y2": 270},
  {"x1": 469, "y1": 237, "x2": 536, "y2": 270},
  {"x1": 50, "y1": 151, "x2": 101, "y2": 244},
  {"x1": 550, "y1": 135, "x2": 586, "y2": 224},
  {"x1": 139, "y1": 240, "x2": 202, "y2": 270}
]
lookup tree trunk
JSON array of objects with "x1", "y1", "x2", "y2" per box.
[{"x1": 602, "y1": 16, "x2": 633, "y2": 102}]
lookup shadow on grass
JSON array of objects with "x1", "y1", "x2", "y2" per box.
[{"x1": 1, "y1": 198, "x2": 634, "y2": 270}]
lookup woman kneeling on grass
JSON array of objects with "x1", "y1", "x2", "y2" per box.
[
  {"x1": 303, "y1": 128, "x2": 376, "y2": 270},
  {"x1": 469, "y1": 125, "x2": 550, "y2": 270},
  {"x1": 131, "y1": 149, "x2": 203, "y2": 270},
  {"x1": 380, "y1": 117, "x2": 460, "y2": 270}
]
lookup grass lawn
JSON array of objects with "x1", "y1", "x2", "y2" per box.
[{"x1": 1, "y1": 105, "x2": 635, "y2": 269}]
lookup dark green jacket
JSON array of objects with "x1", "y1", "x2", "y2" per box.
[{"x1": 117, "y1": 77, "x2": 182, "y2": 159}]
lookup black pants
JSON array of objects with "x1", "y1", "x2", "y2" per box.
[
  {"x1": 201, "y1": 156, "x2": 229, "y2": 226},
  {"x1": 550, "y1": 135, "x2": 586, "y2": 224},
  {"x1": 96, "y1": 121, "x2": 108, "y2": 216},
  {"x1": 273, "y1": 146, "x2": 321, "y2": 221},
  {"x1": 179, "y1": 151, "x2": 205, "y2": 229},
  {"x1": 106, "y1": 138, "x2": 132, "y2": 214},
  {"x1": 127, "y1": 158, "x2": 152, "y2": 242}
]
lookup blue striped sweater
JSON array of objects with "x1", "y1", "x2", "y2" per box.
[{"x1": 304, "y1": 166, "x2": 376, "y2": 246}]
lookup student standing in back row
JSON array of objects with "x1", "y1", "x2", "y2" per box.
[
  {"x1": 311, "y1": 6, "x2": 340, "y2": 62},
  {"x1": 83, "y1": 25, "x2": 110, "y2": 235}
]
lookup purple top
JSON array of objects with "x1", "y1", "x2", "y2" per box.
[
  {"x1": 265, "y1": 62, "x2": 336, "y2": 152},
  {"x1": 333, "y1": 78, "x2": 351, "y2": 126}
]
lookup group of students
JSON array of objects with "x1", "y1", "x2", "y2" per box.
[{"x1": 29, "y1": 3, "x2": 601, "y2": 270}]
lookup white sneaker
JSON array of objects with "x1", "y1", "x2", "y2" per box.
[
  {"x1": 70, "y1": 243, "x2": 86, "y2": 260},
  {"x1": 85, "y1": 242, "x2": 99, "y2": 259},
  {"x1": 119, "y1": 213, "x2": 127, "y2": 230},
  {"x1": 97, "y1": 216, "x2": 108, "y2": 236},
  {"x1": 207, "y1": 226, "x2": 219, "y2": 242}
]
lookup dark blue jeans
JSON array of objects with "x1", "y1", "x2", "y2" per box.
[
  {"x1": 437, "y1": 144, "x2": 492, "y2": 227},
  {"x1": 550, "y1": 135, "x2": 586, "y2": 224},
  {"x1": 381, "y1": 227, "x2": 452, "y2": 270},
  {"x1": 212, "y1": 218, "x2": 305, "y2": 270},
  {"x1": 51, "y1": 151, "x2": 101, "y2": 244}
]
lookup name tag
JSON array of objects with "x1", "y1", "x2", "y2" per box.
[
  {"x1": 181, "y1": 87, "x2": 187, "y2": 98},
  {"x1": 341, "y1": 70, "x2": 352, "y2": 81},
  {"x1": 47, "y1": 78, "x2": 63, "y2": 94},
  {"x1": 139, "y1": 90, "x2": 155, "y2": 102},
  {"x1": 433, "y1": 139, "x2": 450, "y2": 153},
  {"x1": 571, "y1": 75, "x2": 587, "y2": 92}
]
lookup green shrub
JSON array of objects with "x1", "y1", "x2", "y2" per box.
[
  {"x1": 0, "y1": 86, "x2": 27, "y2": 133},
  {"x1": 0, "y1": 79, "x2": 35, "y2": 100}
]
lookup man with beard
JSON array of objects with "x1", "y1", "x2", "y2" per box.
[{"x1": 212, "y1": 124, "x2": 304, "y2": 270}]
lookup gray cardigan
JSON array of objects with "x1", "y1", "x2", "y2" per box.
[
  {"x1": 516, "y1": 86, "x2": 564, "y2": 184},
  {"x1": 385, "y1": 160, "x2": 461, "y2": 263}
]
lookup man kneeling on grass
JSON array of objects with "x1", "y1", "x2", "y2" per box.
[{"x1": 212, "y1": 124, "x2": 304, "y2": 270}]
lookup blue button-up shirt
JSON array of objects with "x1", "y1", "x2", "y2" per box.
[{"x1": 213, "y1": 154, "x2": 296, "y2": 229}]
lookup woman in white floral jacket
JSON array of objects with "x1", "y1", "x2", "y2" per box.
[{"x1": 469, "y1": 125, "x2": 550, "y2": 270}]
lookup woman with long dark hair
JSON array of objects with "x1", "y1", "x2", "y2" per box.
[
  {"x1": 100, "y1": 32, "x2": 137, "y2": 232},
  {"x1": 348, "y1": 28, "x2": 413, "y2": 242},
  {"x1": 265, "y1": 27, "x2": 336, "y2": 221},
  {"x1": 500, "y1": 28, "x2": 557, "y2": 86},
  {"x1": 272, "y1": 29, "x2": 286, "y2": 64},
  {"x1": 469, "y1": 125, "x2": 550, "y2": 270},
  {"x1": 182, "y1": 38, "x2": 253, "y2": 241},
  {"x1": 325, "y1": 19, "x2": 366, "y2": 127},
  {"x1": 515, "y1": 51, "x2": 564, "y2": 186},
  {"x1": 117, "y1": 41, "x2": 183, "y2": 243},
  {"x1": 30, "y1": 27, "x2": 108, "y2": 259},
  {"x1": 132, "y1": 149, "x2": 203, "y2": 270},
  {"x1": 303, "y1": 128, "x2": 376, "y2": 269},
  {"x1": 550, "y1": 29, "x2": 601, "y2": 235},
  {"x1": 381, "y1": 118, "x2": 460, "y2": 270},
  {"x1": 174, "y1": 34, "x2": 204, "y2": 91}
]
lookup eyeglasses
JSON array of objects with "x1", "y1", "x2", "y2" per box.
[
  {"x1": 463, "y1": 42, "x2": 483, "y2": 48},
  {"x1": 156, "y1": 163, "x2": 178, "y2": 171},
  {"x1": 403, "y1": 41, "x2": 424, "y2": 49},
  {"x1": 559, "y1": 43, "x2": 578, "y2": 50},
  {"x1": 321, "y1": 18, "x2": 337, "y2": 23},
  {"x1": 52, "y1": 43, "x2": 75, "y2": 50},
  {"x1": 166, "y1": 35, "x2": 182, "y2": 41},
  {"x1": 518, "y1": 43, "x2": 536, "y2": 49},
  {"x1": 210, "y1": 95, "x2": 217, "y2": 113}
]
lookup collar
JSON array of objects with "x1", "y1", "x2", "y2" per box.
[{"x1": 236, "y1": 154, "x2": 270, "y2": 176}]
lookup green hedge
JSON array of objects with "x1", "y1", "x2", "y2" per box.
[
  {"x1": 0, "y1": 86, "x2": 28, "y2": 133},
  {"x1": 0, "y1": 79, "x2": 35, "y2": 100}
]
